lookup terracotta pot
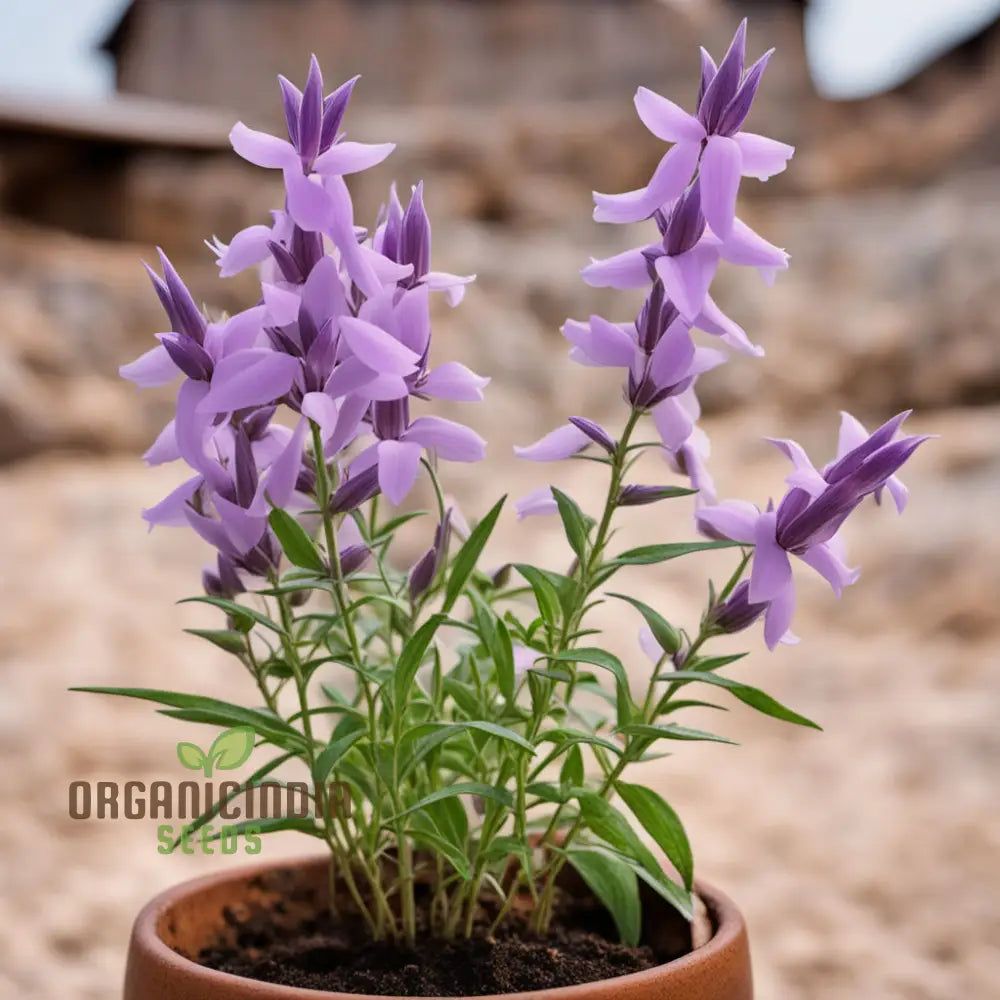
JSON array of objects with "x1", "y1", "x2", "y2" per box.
[{"x1": 124, "y1": 855, "x2": 752, "y2": 1000}]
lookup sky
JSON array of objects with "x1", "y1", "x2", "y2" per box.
[{"x1": 0, "y1": 0, "x2": 999, "y2": 102}]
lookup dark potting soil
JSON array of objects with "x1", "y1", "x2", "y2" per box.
[{"x1": 198, "y1": 888, "x2": 685, "y2": 996}]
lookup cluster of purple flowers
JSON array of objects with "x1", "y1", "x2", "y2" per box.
[
  {"x1": 121, "y1": 58, "x2": 486, "y2": 595},
  {"x1": 515, "y1": 21, "x2": 929, "y2": 648}
]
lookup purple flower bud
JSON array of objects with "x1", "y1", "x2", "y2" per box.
[
  {"x1": 490, "y1": 563, "x2": 512, "y2": 589},
  {"x1": 159, "y1": 332, "x2": 213, "y2": 381},
  {"x1": 568, "y1": 416, "x2": 616, "y2": 455},
  {"x1": 268, "y1": 239, "x2": 304, "y2": 283},
  {"x1": 408, "y1": 546, "x2": 437, "y2": 602},
  {"x1": 156, "y1": 249, "x2": 207, "y2": 344},
  {"x1": 635, "y1": 282, "x2": 680, "y2": 354},
  {"x1": 233, "y1": 428, "x2": 259, "y2": 508},
  {"x1": 295, "y1": 463, "x2": 317, "y2": 496},
  {"x1": 408, "y1": 510, "x2": 453, "y2": 601},
  {"x1": 290, "y1": 226, "x2": 324, "y2": 277},
  {"x1": 217, "y1": 554, "x2": 246, "y2": 597},
  {"x1": 320, "y1": 75, "x2": 360, "y2": 152},
  {"x1": 662, "y1": 184, "x2": 705, "y2": 256},
  {"x1": 698, "y1": 19, "x2": 747, "y2": 133},
  {"x1": 708, "y1": 580, "x2": 768, "y2": 634},
  {"x1": 618, "y1": 484, "x2": 692, "y2": 507},
  {"x1": 297, "y1": 55, "x2": 324, "y2": 165},
  {"x1": 373, "y1": 397, "x2": 410, "y2": 441},
  {"x1": 696, "y1": 48, "x2": 718, "y2": 111},
  {"x1": 716, "y1": 49, "x2": 772, "y2": 137},
  {"x1": 329, "y1": 465, "x2": 380, "y2": 514},
  {"x1": 278, "y1": 75, "x2": 302, "y2": 149},
  {"x1": 400, "y1": 182, "x2": 431, "y2": 279},
  {"x1": 339, "y1": 544, "x2": 371, "y2": 576}
]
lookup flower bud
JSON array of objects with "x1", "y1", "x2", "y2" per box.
[
  {"x1": 329, "y1": 466, "x2": 380, "y2": 514},
  {"x1": 708, "y1": 580, "x2": 768, "y2": 635}
]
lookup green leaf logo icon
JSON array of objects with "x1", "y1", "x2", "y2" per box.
[{"x1": 176, "y1": 727, "x2": 255, "y2": 777}]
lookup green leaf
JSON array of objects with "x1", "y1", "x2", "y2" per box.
[
  {"x1": 210, "y1": 727, "x2": 256, "y2": 770},
  {"x1": 268, "y1": 509, "x2": 327, "y2": 573},
  {"x1": 617, "y1": 723, "x2": 738, "y2": 745},
  {"x1": 200, "y1": 816, "x2": 323, "y2": 842},
  {"x1": 549, "y1": 649, "x2": 632, "y2": 728},
  {"x1": 388, "y1": 782, "x2": 513, "y2": 823},
  {"x1": 176, "y1": 742, "x2": 206, "y2": 771},
  {"x1": 564, "y1": 848, "x2": 641, "y2": 946},
  {"x1": 442, "y1": 497, "x2": 506, "y2": 613},
  {"x1": 551, "y1": 487, "x2": 590, "y2": 561},
  {"x1": 183, "y1": 629, "x2": 247, "y2": 655},
  {"x1": 607, "y1": 594, "x2": 680, "y2": 655},
  {"x1": 312, "y1": 729, "x2": 365, "y2": 785},
  {"x1": 72, "y1": 687, "x2": 308, "y2": 752},
  {"x1": 683, "y1": 653, "x2": 748, "y2": 673},
  {"x1": 560, "y1": 744, "x2": 585, "y2": 789},
  {"x1": 513, "y1": 565, "x2": 562, "y2": 628},
  {"x1": 177, "y1": 596, "x2": 284, "y2": 634},
  {"x1": 393, "y1": 614, "x2": 446, "y2": 707},
  {"x1": 407, "y1": 817, "x2": 472, "y2": 879},
  {"x1": 616, "y1": 781, "x2": 693, "y2": 891},
  {"x1": 575, "y1": 793, "x2": 693, "y2": 920},
  {"x1": 662, "y1": 671, "x2": 822, "y2": 729},
  {"x1": 406, "y1": 720, "x2": 536, "y2": 755},
  {"x1": 526, "y1": 781, "x2": 569, "y2": 804},
  {"x1": 609, "y1": 541, "x2": 743, "y2": 566}
]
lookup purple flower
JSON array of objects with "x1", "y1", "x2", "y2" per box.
[
  {"x1": 769, "y1": 411, "x2": 914, "y2": 514},
  {"x1": 695, "y1": 418, "x2": 929, "y2": 647},
  {"x1": 582, "y1": 187, "x2": 786, "y2": 345},
  {"x1": 593, "y1": 20, "x2": 793, "y2": 233},
  {"x1": 514, "y1": 486, "x2": 558, "y2": 521},
  {"x1": 374, "y1": 183, "x2": 476, "y2": 306},
  {"x1": 230, "y1": 58, "x2": 393, "y2": 177}
]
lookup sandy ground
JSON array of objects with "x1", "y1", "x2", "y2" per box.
[{"x1": 0, "y1": 398, "x2": 996, "y2": 1000}]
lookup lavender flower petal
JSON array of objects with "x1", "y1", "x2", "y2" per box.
[
  {"x1": 404, "y1": 417, "x2": 486, "y2": 462},
  {"x1": 377, "y1": 439, "x2": 423, "y2": 504},
  {"x1": 593, "y1": 141, "x2": 700, "y2": 224},
  {"x1": 634, "y1": 87, "x2": 706, "y2": 143},
  {"x1": 229, "y1": 122, "x2": 298, "y2": 169},
  {"x1": 733, "y1": 132, "x2": 794, "y2": 180},
  {"x1": 514, "y1": 424, "x2": 591, "y2": 462},
  {"x1": 700, "y1": 135, "x2": 742, "y2": 238}
]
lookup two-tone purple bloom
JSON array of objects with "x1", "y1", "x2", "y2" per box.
[
  {"x1": 593, "y1": 20, "x2": 794, "y2": 233},
  {"x1": 582, "y1": 184, "x2": 786, "y2": 353},
  {"x1": 696, "y1": 413, "x2": 929, "y2": 647},
  {"x1": 123, "y1": 61, "x2": 487, "y2": 592}
]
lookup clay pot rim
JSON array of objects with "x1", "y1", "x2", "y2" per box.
[{"x1": 132, "y1": 854, "x2": 746, "y2": 1000}]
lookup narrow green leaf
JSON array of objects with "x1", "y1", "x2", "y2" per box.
[
  {"x1": 388, "y1": 782, "x2": 513, "y2": 823},
  {"x1": 200, "y1": 816, "x2": 323, "y2": 841},
  {"x1": 618, "y1": 722, "x2": 738, "y2": 745},
  {"x1": 442, "y1": 497, "x2": 506, "y2": 613},
  {"x1": 683, "y1": 653, "x2": 748, "y2": 673},
  {"x1": 268, "y1": 509, "x2": 327, "y2": 573},
  {"x1": 609, "y1": 540, "x2": 743, "y2": 566},
  {"x1": 564, "y1": 848, "x2": 641, "y2": 946},
  {"x1": 616, "y1": 781, "x2": 693, "y2": 890},
  {"x1": 407, "y1": 818, "x2": 472, "y2": 879},
  {"x1": 549, "y1": 649, "x2": 632, "y2": 728},
  {"x1": 513, "y1": 565, "x2": 562, "y2": 628},
  {"x1": 72, "y1": 687, "x2": 308, "y2": 751},
  {"x1": 183, "y1": 629, "x2": 247, "y2": 655},
  {"x1": 551, "y1": 487, "x2": 590, "y2": 561},
  {"x1": 575, "y1": 793, "x2": 693, "y2": 920},
  {"x1": 393, "y1": 613, "x2": 446, "y2": 707},
  {"x1": 178, "y1": 596, "x2": 284, "y2": 634},
  {"x1": 560, "y1": 744, "x2": 585, "y2": 789},
  {"x1": 312, "y1": 729, "x2": 365, "y2": 785},
  {"x1": 406, "y1": 720, "x2": 535, "y2": 755},
  {"x1": 607, "y1": 594, "x2": 680, "y2": 655},
  {"x1": 662, "y1": 671, "x2": 821, "y2": 729}
]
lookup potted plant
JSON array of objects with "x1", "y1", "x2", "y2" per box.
[{"x1": 80, "y1": 19, "x2": 931, "y2": 1000}]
